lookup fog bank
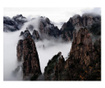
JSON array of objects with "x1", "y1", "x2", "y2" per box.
[
  {"x1": 4, "y1": 32, "x2": 23, "y2": 81},
  {"x1": 4, "y1": 30, "x2": 71, "y2": 80},
  {"x1": 36, "y1": 39, "x2": 71, "y2": 73},
  {"x1": 4, "y1": 15, "x2": 72, "y2": 80}
]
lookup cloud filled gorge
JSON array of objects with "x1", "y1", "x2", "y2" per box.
[
  {"x1": 35, "y1": 39, "x2": 71, "y2": 73},
  {"x1": 3, "y1": 17, "x2": 72, "y2": 80},
  {"x1": 4, "y1": 32, "x2": 71, "y2": 80},
  {"x1": 4, "y1": 11, "x2": 101, "y2": 80}
]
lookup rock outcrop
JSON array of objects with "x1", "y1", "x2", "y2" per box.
[
  {"x1": 13, "y1": 14, "x2": 27, "y2": 29},
  {"x1": 63, "y1": 28, "x2": 101, "y2": 80},
  {"x1": 19, "y1": 16, "x2": 61, "y2": 41},
  {"x1": 17, "y1": 40, "x2": 23, "y2": 61},
  {"x1": 44, "y1": 52, "x2": 65, "y2": 80},
  {"x1": 17, "y1": 35, "x2": 42, "y2": 80},
  {"x1": 4, "y1": 14, "x2": 27, "y2": 32},
  {"x1": 32, "y1": 30, "x2": 41, "y2": 40},
  {"x1": 20, "y1": 30, "x2": 31, "y2": 39},
  {"x1": 44, "y1": 28, "x2": 101, "y2": 80},
  {"x1": 39, "y1": 17, "x2": 61, "y2": 39},
  {"x1": 4, "y1": 14, "x2": 101, "y2": 42},
  {"x1": 60, "y1": 14, "x2": 101, "y2": 41},
  {"x1": 62, "y1": 28, "x2": 100, "y2": 80},
  {"x1": 20, "y1": 29, "x2": 41, "y2": 41}
]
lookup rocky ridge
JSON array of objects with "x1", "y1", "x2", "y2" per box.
[
  {"x1": 60, "y1": 14, "x2": 101, "y2": 41},
  {"x1": 4, "y1": 14, "x2": 27, "y2": 32},
  {"x1": 44, "y1": 28, "x2": 101, "y2": 80},
  {"x1": 4, "y1": 14, "x2": 101, "y2": 42}
]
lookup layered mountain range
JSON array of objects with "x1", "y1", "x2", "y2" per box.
[
  {"x1": 4, "y1": 13, "x2": 101, "y2": 80},
  {"x1": 4, "y1": 14, "x2": 101, "y2": 41},
  {"x1": 4, "y1": 14, "x2": 27, "y2": 32}
]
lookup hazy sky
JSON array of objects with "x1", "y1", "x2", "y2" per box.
[{"x1": 4, "y1": 7, "x2": 101, "y2": 23}]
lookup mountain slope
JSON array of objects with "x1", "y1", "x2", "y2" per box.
[
  {"x1": 3, "y1": 14, "x2": 101, "y2": 42},
  {"x1": 44, "y1": 28, "x2": 101, "y2": 80}
]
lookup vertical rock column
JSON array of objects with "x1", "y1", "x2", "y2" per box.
[
  {"x1": 17, "y1": 35, "x2": 42, "y2": 80},
  {"x1": 64, "y1": 28, "x2": 101, "y2": 80}
]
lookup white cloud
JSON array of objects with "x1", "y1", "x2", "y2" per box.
[
  {"x1": 4, "y1": 7, "x2": 101, "y2": 21},
  {"x1": 4, "y1": 30, "x2": 71, "y2": 80},
  {"x1": 81, "y1": 7, "x2": 101, "y2": 15},
  {"x1": 4, "y1": 7, "x2": 101, "y2": 29},
  {"x1": 3, "y1": 7, "x2": 101, "y2": 80}
]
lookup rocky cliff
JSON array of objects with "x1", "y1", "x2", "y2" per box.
[
  {"x1": 17, "y1": 35, "x2": 42, "y2": 80},
  {"x1": 38, "y1": 17, "x2": 61, "y2": 39},
  {"x1": 9, "y1": 13, "x2": 101, "y2": 81},
  {"x1": 60, "y1": 14, "x2": 101, "y2": 41},
  {"x1": 63, "y1": 28, "x2": 101, "y2": 80},
  {"x1": 44, "y1": 28, "x2": 101, "y2": 80},
  {"x1": 44, "y1": 52, "x2": 65, "y2": 80}
]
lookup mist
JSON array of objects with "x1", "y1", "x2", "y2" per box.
[
  {"x1": 3, "y1": 17, "x2": 72, "y2": 80},
  {"x1": 4, "y1": 32, "x2": 23, "y2": 81},
  {"x1": 4, "y1": 32, "x2": 71, "y2": 80},
  {"x1": 36, "y1": 39, "x2": 71, "y2": 73}
]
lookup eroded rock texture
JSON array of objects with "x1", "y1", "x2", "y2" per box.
[
  {"x1": 60, "y1": 14, "x2": 101, "y2": 41},
  {"x1": 44, "y1": 52, "x2": 65, "y2": 80},
  {"x1": 63, "y1": 28, "x2": 101, "y2": 80},
  {"x1": 17, "y1": 35, "x2": 42, "y2": 80},
  {"x1": 39, "y1": 17, "x2": 61, "y2": 39},
  {"x1": 17, "y1": 40, "x2": 23, "y2": 61},
  {"x1": 44, "y1": 28, "x2": 101, "y2": 80}
]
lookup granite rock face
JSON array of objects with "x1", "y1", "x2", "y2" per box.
[
  {"x1": 17, "y1": 35, "x2": 42, "y2": 80},
  {"x1": 39, "y1": 17, "x2": 61, "y2": 39},
  {"x1": 63, "y1": 28, "x2": 101, "y2": 80},
  {"x1": 60, "y1": 14, "x2": 101, "y2": 41},
  {"x1": 44, "y1": 28, "x2": 101, "y2": 80},
  {"x1": 17, "y1": 40, "x2": 23, "y2": 61},
  {"x1": 44, "y1": 52, "x2": 65, "y2": 80}
]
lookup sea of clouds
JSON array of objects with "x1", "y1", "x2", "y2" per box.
[{"x1": 3, "y1": 17, "x2": 71, "y2": 80}]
